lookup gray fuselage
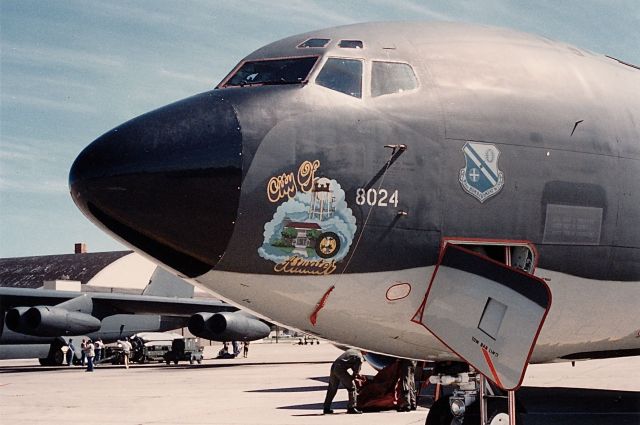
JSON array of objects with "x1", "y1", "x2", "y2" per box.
[{"x1": 69, "y1": 22, "x2": 640, "y2": 363}]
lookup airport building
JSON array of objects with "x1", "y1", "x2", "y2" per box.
[{"x1": 0, "y1": 243, "x2": 208, "y2": 296}]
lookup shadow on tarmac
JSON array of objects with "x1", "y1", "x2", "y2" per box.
[
  {"x1": 280, "y1": 400, "x2": 347, "y2": 411},
  {"x1": 248, "y1": 385, "x2": 327, "y2": 393},
  {"x1": 0, "y1": 359, "x2": 331, "y2": 374},
  {"x1": 275, "y1": 386, "x2": 638, "y2": 424},
  {"x1": 2, "y1": 363, "x2": 637, "y2": 424},
  {"x1": 518, "y1": 386, "x2": 639, "y2": 425}
]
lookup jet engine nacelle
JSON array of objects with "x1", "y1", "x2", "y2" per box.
[
  {"x1": 5, "y1": 306, "x2": 101, "y2": 337},
  {"x1": 364, "y1": 352, "x2": 398, "y2": 371},
  {"x1": 5, "y1": 306, "x2": 31, "y2": 333},
  {"x1": 188, "y1": 312, "x2": 270, "y2": 341}
]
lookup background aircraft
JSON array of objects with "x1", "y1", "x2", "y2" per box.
[
  {"x1": 69, "y1": 22, "x2": 639, "y2": 423},
  {"x1": 1, "y1": 271, "x2": 270, "y2": 365}
]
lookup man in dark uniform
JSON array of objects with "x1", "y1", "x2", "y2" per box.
[
  {"x1": 398, "y1": 358, "x2": 417, "y2": 411},
  {"x1": 323, "y1": 348, "x2": 364, "y2": 414}
]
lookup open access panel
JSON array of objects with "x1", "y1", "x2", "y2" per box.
[{"x1": 413, "y1": 242, "x2": 551, "y2": 390}]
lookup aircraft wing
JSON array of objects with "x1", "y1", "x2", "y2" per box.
[
  {"x1": 0, "y1": 287, "x2": 270, "y2": 342},
  {"x1": 0, "y1": 286, "x2": 235, "y2": 316}
]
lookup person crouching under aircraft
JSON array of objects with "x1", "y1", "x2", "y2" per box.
[{"x1": 323, "y1": 349, "x2": 364, "y2": 414}]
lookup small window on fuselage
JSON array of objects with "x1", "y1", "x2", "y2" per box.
[
  {"x1": 222, "y1": 56, "x2": 318, "y2": 87},
  {"x1": 371, "y1": 61, "x2": 418, "y2": 97},
  {"x1": 298, "y1": 38, "x2": 331, "y2": 48},
  {"x1": 315, "y1": 57, "x2": 363, "y2": 98},
  {"x1": 339, "y1": 40, "x2": 363, "y2": 49}
]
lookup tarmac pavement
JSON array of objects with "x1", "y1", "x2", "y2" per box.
[{"x1": 0, "y1": 341, "x2": 638, "y2": 424}]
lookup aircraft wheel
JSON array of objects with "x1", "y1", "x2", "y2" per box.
[
  {"x1": 53, "y1": 349, "x2": 65, "y2": 365},
  {"x1": 426, "y1": 397, "x2": 524, "y2": 425},
  {"x1": 189, "y1": 358, "x2": 194, "y2": 365},
  {"x1": 39, "y1": 343, "x2": 66, "y2": 366},
  {"x1": 315, "y1": 232, "x2": 340, "y2": 259},
  {"x1": 483, "y1": 402, "x2": 524, "y2": 425},
  {"x1": 489, "y1": 413, "x2": 509, "y2": 424},
  {"x1": 425, "y1": 397, "x2": 455, "y2": 425},
  {"x1": 197, "y1": 359, "x2": 202, "y2": 364},
  {"x1": 38, "y1": 358, "x2": 52, "y2": 366}
]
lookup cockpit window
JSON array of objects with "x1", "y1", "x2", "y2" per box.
[
  {"x1": 371, "y1": 61, "x2": 418, "y2": 97},
  {"x1": 315, "y1": 58, "x2": 363, "y2": 98},
  {"x1": 298, "y1": 38, "x2": 331, "y2": 48},
  {"x1": 222, "y1": 56, "x2": 318, "y2": 87},
  {"x1": 338, "y1": 40, "x2": 363, "y2": 49}
]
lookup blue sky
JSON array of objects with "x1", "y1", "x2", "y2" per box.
[{"x1": 1, "y1": 1, "x2": 638, "y2": 257}]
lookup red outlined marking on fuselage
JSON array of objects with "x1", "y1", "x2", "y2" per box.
[{"x1": 310, "y1": 285, "x2": 335, "y2": 326}]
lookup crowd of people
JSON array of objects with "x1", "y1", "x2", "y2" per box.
[
  {"x1": 67, "y1": 337, "x2": 251, "y2": 369},
  {"x1": 217, "y1": 341, "x2": 250, "y2": 358},
  {"x1": 65, "y1": 337, "x2": 131, "y2": 371},
  {"x1": 65, "y1": 338, "x2": 104, "y2": 371}
]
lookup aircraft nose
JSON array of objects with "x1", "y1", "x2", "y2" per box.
[{"x1": 69, "y1": 92, "x2": 242, "y2": 277}]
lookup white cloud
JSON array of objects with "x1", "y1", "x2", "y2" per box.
[
  {"x1": 2, "y1": 92, "x2": 98, "y2": 114},
  {"x1": 8, "y1": 74, "x2": 97, "y2": 93},
  {"x1": 0, "y1": 136, "x2": 62, "y2": 163},
  {"x1": 74, "y1": 1, "x2": 177, "y2": 27},
  {"x1": 0, "y1": 176, "x2": 68, "y2": 195},
  {"x1": 158, "y1": 68, "x2": 215, "y2": 86},
  {"x1": 215, "y1": 0, "x2": 356, "y2": 28},
  {"x1": 1, "y1": 42, "x2": 124, "y2": 73},
  {"x1": 370, "y1": 0, "x2": 452, "y2": 21}
]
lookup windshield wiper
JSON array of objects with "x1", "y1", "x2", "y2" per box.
[
  {"x1": 260, "y1": 80, "x2": 305, "y2": 86},
  {"x1": 236, "y1": 80, "x2": 304, "y2": 87}
]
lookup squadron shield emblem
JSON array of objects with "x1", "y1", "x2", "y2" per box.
[{"x1": 459, "y1": 142, "x2": 505, "y2": 203}]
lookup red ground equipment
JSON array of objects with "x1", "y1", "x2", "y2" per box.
[{"x1": 356, "y1": 361, "x2": 402, "y2": 411}]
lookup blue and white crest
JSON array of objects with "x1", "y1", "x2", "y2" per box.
[{"x1": 459, "y1": 142, "x2": 505, "y2": 203}]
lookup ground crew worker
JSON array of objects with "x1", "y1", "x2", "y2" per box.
[
  {"x1": 323, "y1": 348, "x2": 364, "y2": 415},
  {"x1": 84, "y1": 339, "x2": 95, "y2": 372},
  {"x1": 80, "y1": 339, "x2": 86, "y2": 366},
  {"x1": 66, "y1": 339, "x2": 76, "y2": 366},
  {"x1": 94, "y1": 338, "x2": 102, "y2": 364},
  {"x1": 118, "y1": 338, "x2": 132, "y2": 369},
  {"x1": 398, "y1": 358, "x2": 417, "y2": 411}
]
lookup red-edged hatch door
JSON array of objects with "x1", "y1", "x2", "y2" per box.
[{"x1": 413, "y1": 243, "x2": 551, "y2": 390}]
